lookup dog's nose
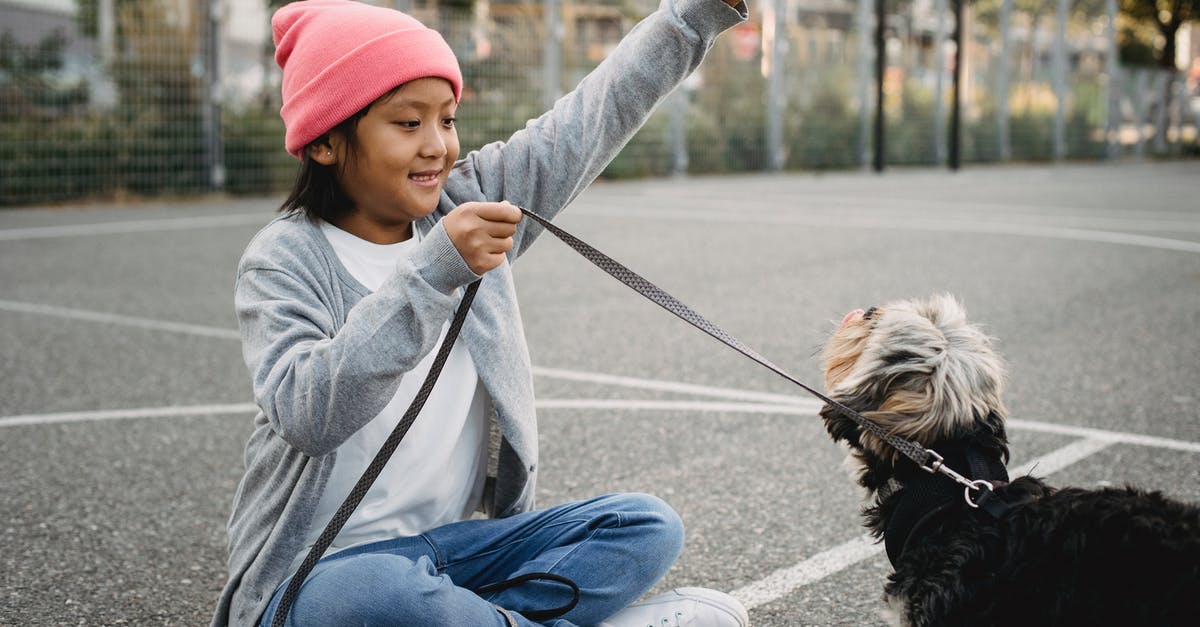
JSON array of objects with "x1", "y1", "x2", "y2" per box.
[{"x1": 842, "y1": 309, "x2": 865, "y2": 325}]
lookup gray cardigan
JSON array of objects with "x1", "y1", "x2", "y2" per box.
[{"x1": 213, "y1": 1, "x2": 746, "y2": 624}]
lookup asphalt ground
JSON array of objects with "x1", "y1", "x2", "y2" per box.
[{"x1": 2, "y1": 161, "x2": 1199, "y2": 626}]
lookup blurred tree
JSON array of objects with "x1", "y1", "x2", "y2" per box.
[
  {"x1": 0, "y1": 29, "x2": 88, "y2": 120},
  {"x1": 1120, "y1": 0, "x2": 1196, "y2": 70}
]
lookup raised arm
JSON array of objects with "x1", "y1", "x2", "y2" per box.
[{"x1": 442, "y1": 0, "x2": 748, "y2": 256}]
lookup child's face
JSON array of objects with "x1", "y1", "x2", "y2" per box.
[{"x1": 331, "y1": 77, "x2": 459, "y2": 243}]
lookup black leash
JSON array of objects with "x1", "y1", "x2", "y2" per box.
[
  {"x1": 519, "y1": 208, "x2": 998, "y2": 507},
  {"x1": 272, "y1": 206, "x2": 998, "y2": 625},
  {"x1": 270, "y1": 279, "x2": 578, "y2": 626}
]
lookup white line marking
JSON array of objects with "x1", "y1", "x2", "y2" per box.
[
  {"x1": 0, "y1": 300, "x2": 241, "y2": 340},
  {"x1": 1009, "y1": 437, "x2": 1115, "y2": 477},
  {"x1": 1008, "y1": 418, "x2": 1200, "y2": 454},
  {"x1": 730, "y1": 437, "x2": 1115, "y2": 610},
  {"x1": 0, "y1": 403, "x2": 258, "y2": 427},
  {"x1": 537, "y1": 399, "x2": 823, "y2": 414},
  {"x1": 533, "y1": 366, "x2": 815, "y2": 406},
  {"x1": 730, "y1": 534, "x2": 883, "y2": 610},
  {"x1": 0, "y1": 399, "x2": 816, "y2": 428},
  {"x1": 575, "y1": 207, "x2": 1200, "y2": 254},
  {"x1": 0, "y1": 213, "x2": 268, "y2": 241}
]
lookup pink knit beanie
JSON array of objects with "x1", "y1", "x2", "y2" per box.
[{"x1": 272, "y1": 0, "x2": 463, "y2": 158}]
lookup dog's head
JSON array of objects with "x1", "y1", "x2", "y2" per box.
[{"x1": 820, "y1": 294, "x2": 1009, "y2": 494}]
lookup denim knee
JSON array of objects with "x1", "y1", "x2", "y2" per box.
[
  {"x1": 609, "y1": 492, "x2": 685, "y2": 559},
  {"x1": 297, "y1": 554, "x2": 449, "y2": 618}
]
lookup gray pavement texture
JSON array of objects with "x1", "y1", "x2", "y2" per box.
[{"x1": 2, "y1": 161, "x2": 1199, "y2": 626}]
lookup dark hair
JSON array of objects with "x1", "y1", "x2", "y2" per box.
[{"x1": 278, "y1": 85, "x2": 404, "y2": 222}]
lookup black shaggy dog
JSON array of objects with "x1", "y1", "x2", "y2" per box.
[{"x1": 819, "y1": 294, "x2": 1200, "y2": 627}]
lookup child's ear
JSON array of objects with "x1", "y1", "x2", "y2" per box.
[{"x1": 307, "y1": 137, "x2": 338, "y2": 166}]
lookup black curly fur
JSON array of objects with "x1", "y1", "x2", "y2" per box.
[
  {"x1": 822, "y1": 404, "x2": 1200, "y2": 626},
  {"x1": 820, "y1": 297, "x2": 1200, "y2": 625},
  {"x1": 887, "y1": 481, "x2": 1200, "y2": 627}
]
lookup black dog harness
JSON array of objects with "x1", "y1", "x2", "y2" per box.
[{"x1": 883, "y1": 438, "x2": 1013, "y2": 567}]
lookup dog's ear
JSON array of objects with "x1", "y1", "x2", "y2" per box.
[
  {"x1": 820, "y1": 388, "x2": 901, "y2": 491},
  {"x1": 819, "y1": 381, "x2": 886, "y2": 450},
  {"x1": 979, "y1": 409, "x2": 1010, "y2": 464},
  {"x1": 819, "y1": 403, "x2": 864, "y2": 449}
]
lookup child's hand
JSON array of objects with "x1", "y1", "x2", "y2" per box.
[{"x1": 443, "y1": 201, "x2": 523, "y2": 274}]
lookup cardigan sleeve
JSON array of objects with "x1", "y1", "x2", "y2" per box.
[
  {"x1": 234, "y1": 218, "x2": 480, "y2": 456},
  {"x1": 441, "y1": 0, "x2": 748, "y2": 258}
]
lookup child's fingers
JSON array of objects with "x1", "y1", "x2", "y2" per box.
[
  {"x1": 472, "y1": 201, "x2": 523, "y2": 225},
  {"x1": 444, "y1": 202, "x2": 521, "y2": 274}
]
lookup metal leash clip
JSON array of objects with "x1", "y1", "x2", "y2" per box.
[{"x1": 919, "y1": 449, "x2": 995, "y2": 509}]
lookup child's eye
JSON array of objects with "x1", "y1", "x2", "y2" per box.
[
  {"x1": 442, "y1": 117, "x2": 456, "y2": 127},
  {"x1": 394, "y1": 120, "x2": 420, "y2": 128}
]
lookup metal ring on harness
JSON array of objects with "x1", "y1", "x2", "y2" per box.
[{"x1": 964, "y1": 479, "x2": 995, "y2": 508}]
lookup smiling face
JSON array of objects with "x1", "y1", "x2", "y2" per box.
[{"x1": 316, "y1": 77, "x2": 460, "y2": 244}]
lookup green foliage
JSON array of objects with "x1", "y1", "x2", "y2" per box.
[
  {"x1": 1119, "y1": 0, "x2": 1199, "y2": 69},
  {"x1": 222, "y1": 108, "x2": 294, "y2": 195},
  {"x1": 0, "y1": 115, "x2": 110, "y2": 205},
  {"x1": 0, "y1": 29, "x2": 88, "y2": 120},
  {"x1": 786, "y1": 72, "x2": 862, "y2": 170}
]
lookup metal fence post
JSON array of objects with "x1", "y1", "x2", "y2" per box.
[
  {"x1": 669, "y1": 89, "x2": 689, "y2": 176},
  {"x1": 856, "y1": 0, "x2": 872, "y2": 169},
  {"x1": 1052, "y1": 0, "x2": 1067, "y2": 161},
  {"x1": 933, "y1": 0, "x2": 947, "y2": 166},
  {"x1": 200, "y1": 0, "x2": 224, "y2": 191},
  {"x1": 1104, "y1": 0, "x2": 1119, "y2": 159},
  {"x1": 763, "y1": 0, "x2": 785, "y2": 171},
  {"x1": 543, "y1": 0, "x2": 562, "y2": 111},
  {"x1": 949, "y1": 0, "x2": 962, "y2": 170},
  {"x1": 997, "y1": 0, "x2": 1012, "y2": 162},
  {"x1": 873, "y1": 0, "x2": 885, "y2": 172}
]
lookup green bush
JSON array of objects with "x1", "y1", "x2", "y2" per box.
[
  {"x1": 788, "y1": 73, "x2": 862, "y2": 170},
  {"x1": 223, "y1": 108, "x2": 295, "y2": 196}
]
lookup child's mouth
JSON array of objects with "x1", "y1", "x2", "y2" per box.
[{"x1": 409, "y1": 170, "x2": 442, "y2": 186}]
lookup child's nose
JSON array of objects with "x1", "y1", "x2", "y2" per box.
[{"x1": 420, "y1": 128, "x2": 448, "y2": 157}]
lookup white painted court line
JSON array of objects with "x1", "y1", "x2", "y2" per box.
[
  {"x1": 0, "y1": 403, "x2": 259, "y2": 427},
  {"x1": 0, "y1": 213, "x2": 268, "y2": 241},
  {"x1": 533, "y1": 366, "x2": 817, "y2": 407},
  {"x1": 575, "y1": 207, "x2": 1200, "y2": 255},
  {"x1": 1009, "y1": 418, "x2": 1200, "y2": 454},
  {"x1": 536, "y1": 399, "x2": 823, "y2": 415},
  {"x1": 0, "y1": 399, "x2": 818, "y2": 428},
  {"x1": 730, "y1": 437, "x2": 1116, "y2": 610},
  {"x1": 730, "y1": 533, "x2": 883, "y2": 610},
  {"x1": 0, "y1": 300, "x2": 241, "y2": 340}
]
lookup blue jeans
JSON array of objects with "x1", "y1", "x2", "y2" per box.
[{"x1": 259, "y1": 493, "x2": 685, "y2": 626}]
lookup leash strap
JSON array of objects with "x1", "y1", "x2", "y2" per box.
[
  {"x1": 520, "y1": 208, "x2": 935, "y2": 469},
  {"x1": 271, "y1": 280, "x2": 481, "y2": 627},
  {"x1": 473, "y1": 571, "x2": 581, "y2": 621}
]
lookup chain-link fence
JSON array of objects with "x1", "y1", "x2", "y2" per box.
[{"x1": 1, "y1": 0, "x2": 1197, "y2": 207}]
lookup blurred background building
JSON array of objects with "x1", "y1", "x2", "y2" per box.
[{"x1": 1, "y1": 0, "x2": 1196, "y2": 206}]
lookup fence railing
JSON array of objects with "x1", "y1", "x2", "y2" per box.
[{"x1": 1, "y1": 0, "x2": 1196, "y2": 207}]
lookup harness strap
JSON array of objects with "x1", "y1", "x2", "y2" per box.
[{"x1": 884, "y1": 440, "x2": 1014, "y2": 566}]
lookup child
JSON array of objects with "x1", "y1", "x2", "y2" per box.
[{"x1": 212, "y1": 0, "x2": 750, "y2": 625}]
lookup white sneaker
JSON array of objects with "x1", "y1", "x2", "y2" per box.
[{"x1": 598, "y1": 587, "x2": 750, "y2": 627}]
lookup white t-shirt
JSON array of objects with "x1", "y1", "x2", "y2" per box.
[{"x1": 293, "y1": 221, "x2": 489, "y2": 570}]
